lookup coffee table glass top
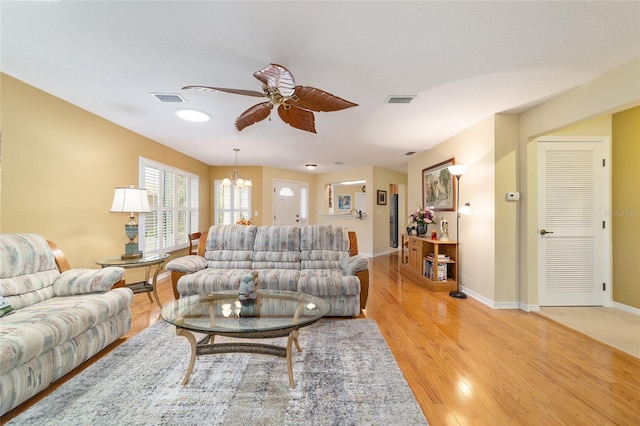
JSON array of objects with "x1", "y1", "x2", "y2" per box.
[{"x1": 161, "y1": 290, "x2": 330, "y2": 334}]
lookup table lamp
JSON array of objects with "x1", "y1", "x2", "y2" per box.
[{"x1": 110, "y1": 186, "x2": 150, "y2": 259}]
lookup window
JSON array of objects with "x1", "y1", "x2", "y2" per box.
[
  {"x1": 214, "y1": 180, "x2": 251, "y2": 224},
  {"x1": 139, "y1": 157, "x2": 199, "y2": 253},
  {"x1": 300, "y1": 185, "x2": 308, "y2": 222}
]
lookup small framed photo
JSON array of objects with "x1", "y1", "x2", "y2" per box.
[
  {"x1": 338, "y1": 195, "x2": 352, "y2": 210},
  {"x1": 377, "y1": 190, "x2": 387, "y2": 205}
]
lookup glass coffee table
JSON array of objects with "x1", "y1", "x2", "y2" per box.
[{"x1": 160, "y1": 290, "x2": 330, "y2": 388}]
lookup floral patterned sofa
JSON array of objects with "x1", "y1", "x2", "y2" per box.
[
  {"x1": 166, "y1": 224, "x2": 369, "y2": 317},
  {"x1": 0, "y1": 234, "x2": 133, "y2": 416}
]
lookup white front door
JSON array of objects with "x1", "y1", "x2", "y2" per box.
[
  {"x1": 273, "y1": 180, "x2": 307, "y2": 226},
  {"x1": 537, "y1": 137, "x2": 609, "y2": 306}
]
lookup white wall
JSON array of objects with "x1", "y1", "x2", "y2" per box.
[{"x1": 408, "y1": 116, "x2": 496, "y2": 301}]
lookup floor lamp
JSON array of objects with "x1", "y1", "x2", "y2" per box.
[{"x1": 448, "y1": 164, "x2": 469, "y2": 299}]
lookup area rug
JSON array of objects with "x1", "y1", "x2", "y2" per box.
[{"x1": 9, "y1": 319, "x2": 427, "y2": 425}]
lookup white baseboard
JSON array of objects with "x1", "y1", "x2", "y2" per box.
[
  {"x1": 460, "y1": 286, "x2": 535, "y2": 311},
  {"x1": 612, "y1": 301, "x2": 640, "y2": 316}
]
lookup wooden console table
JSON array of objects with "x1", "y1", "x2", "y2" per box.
[{"x1": 399, "y1": 234, "x2": 457, "y2": 292}]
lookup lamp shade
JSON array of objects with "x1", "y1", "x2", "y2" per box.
[
  {"x1": 448, "y1": 164, "x2": 469, "y2": 176},
  {"x1": 459, "y1": 202, "x2": 472, "y2": 216},
  {"x1": 110, "y1": 187, "x2": 151, "y2": 213}
]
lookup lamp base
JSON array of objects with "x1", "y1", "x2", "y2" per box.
[
  {"x1": 122, "y1": 242, "x2": 142, "y2": 260},
  {"x1": 449, "y1": 290, "x2": 467, "y2": 299},
  {"x1": 121, "y1": 253, "x2": 143, "y2": 260}
]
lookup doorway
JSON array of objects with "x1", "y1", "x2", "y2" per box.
[
  {"x1": 537, "y1": 137, "x2": 610, "y2": 306},
  {"x1": 273, "y1": 180, "x2": 308, "y2": 226}
]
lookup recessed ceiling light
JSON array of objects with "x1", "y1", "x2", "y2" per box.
[
  {"x1": 305, "y1": 164, "x2": 317, "y2": 170},
  {"x1": 175, "y1": 109, "x2": 211, "y2": 122}
]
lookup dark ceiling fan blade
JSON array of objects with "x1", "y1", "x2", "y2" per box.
[
  {"x1": 253, "y1": 64, "x2": 296, "y2": 97},
  {"x1": 277, "y1": 104, "x2": 316, "y2": 133},
  {"x1": 291, "y1": 86, "x2": 359, "y2": 112},
  {"x1": 182, "y1": 85, "x2": 265, "y2": 98},
  {"x1": 235, "y1": 102, "x2": 273, "y2": 131}
]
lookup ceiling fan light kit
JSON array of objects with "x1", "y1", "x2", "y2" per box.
[{"x1": 183, "y1": 63, "x2": 358, "y2": 133}]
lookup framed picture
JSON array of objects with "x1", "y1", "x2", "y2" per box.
[
  {"x1": 338, "y1": 194, "x2": 352, "y2": 210},
  {"x1": 377, "y1": 190, "x2": 387, "y2": 205},
  {"x1": 422, "y1": 158, "x2": 456, "y2": 211}
]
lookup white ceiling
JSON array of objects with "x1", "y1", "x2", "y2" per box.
[{"x1": 2, "y1": 1, "x2": 640, "y2": 173}]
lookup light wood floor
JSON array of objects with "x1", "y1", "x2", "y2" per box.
[{"x1": 3, "y1": 253, "x2": 640, "y2": 425}]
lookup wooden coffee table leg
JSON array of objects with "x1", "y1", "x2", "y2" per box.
[
  {"x1": 286, "y1": 329, "x2": 301, "y2": 388},
  {"x1": 175, "y1": 324, "x2": 197, "y2": 385}
]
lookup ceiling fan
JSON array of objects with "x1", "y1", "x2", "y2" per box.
[{"x1": 183, "y1": 63, "x2": 358, "y2": 133}]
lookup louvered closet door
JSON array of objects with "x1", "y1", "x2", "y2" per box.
[{"x1": 537, "y1": 139, "x2": 605, "y2": 306}]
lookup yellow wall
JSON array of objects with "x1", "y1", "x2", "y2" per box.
[
  {"x1": 494, "y1": 114, "x2": 520, "y2": 304},
  {"x1": 612, "y1": 106, "x2": 640, "y2": 308},
  {"x1": 1, "y1": 73, "x2": 212, "y2": 283}
]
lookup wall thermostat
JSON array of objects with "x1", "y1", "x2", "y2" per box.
[{"x1": 506, "y1": 192, "x2": 520, "y2": 201}]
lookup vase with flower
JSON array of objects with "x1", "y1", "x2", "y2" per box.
[{"x1": 409, "y1": 205, "x2": 435, "y2": 236}]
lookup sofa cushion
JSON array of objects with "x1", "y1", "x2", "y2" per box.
[
  {"x1": 253, "y1": 226, "x2": 301, "y2": 270},
  {"x1": 254, "y1": 269, "x2": 299, "y2": 291},
  {"x1": 0, "y1": 234, "x2": 57, "y2": 278},
  {"x1": 300, "y1": 225, "x2": 350, "y2": 270},
  {"x1": 165, "y1": 255, "x2": 208, "y2": 274},
  {"x1": 204, "y1": 225, "x2": 256, "y2": 269},
  {"x1": 177, "y1": 269, "x2": 252, "y2": 296},
  {"x1": 298, "y1": 270, "x2": 361, "y2": 296},
  {"x1": 0, "y1": 234, "x2": 60, "y2": 310},
  {"x1": 0, "y1": 287, "x2": 133, "y2": 376},
  {"x1": 53, "y1": 268, "x2": 125, "y2": 296}
]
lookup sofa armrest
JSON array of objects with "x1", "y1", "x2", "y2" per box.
[
  {"x1": 166, "y1": 256, "x2": 208, "y2": 300},
  {"x1": 53, "y1": 267, "x2": 126, "y2": 296},
  {"x1": 165, "y1": 255, "x2": 208, "y2": 274},
  {"x1": 356, "y1": 269, "x2": 369, "y2": 311},
  {"x1": 342, "y1": 255, "x2": 369, "y2": 276}
]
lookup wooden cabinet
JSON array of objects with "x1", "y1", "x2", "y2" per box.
[{"x1": 399, "y1": 234, "x2": 457, "y2": 292}]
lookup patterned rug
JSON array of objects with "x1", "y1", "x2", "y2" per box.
[{"x1": 9, "y1": 319, "x2": 427, "y2": 425}]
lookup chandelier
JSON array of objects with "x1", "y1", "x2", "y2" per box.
[{"x1": 222, "y1": 148, "x2": 252, "y2": 187}]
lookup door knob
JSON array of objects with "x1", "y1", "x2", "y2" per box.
[{"x1": 539, "y1": 229, "x2": 554, "y2": 235}]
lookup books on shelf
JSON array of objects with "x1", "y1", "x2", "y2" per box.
[
  {"x1": 424, "y1": 259, "x2": 448, "y2": 281},
  {"x1": 426, "y1": 253, "x2": 451, "y2": 262}
]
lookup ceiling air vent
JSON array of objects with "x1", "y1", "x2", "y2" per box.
[
  {"x1": 386, "y1": 95, "x2": 416, "y2": 104},
  {"x1": 151, "y1": 93, "x2": 186, "y2": 103}
]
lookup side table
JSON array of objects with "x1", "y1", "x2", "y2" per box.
[{"x1": 96, "y1": 253, "x2": 170, "y2": 307}]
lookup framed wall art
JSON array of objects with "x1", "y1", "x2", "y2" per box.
[
  {"x1": 377, "y1": 190, "x2": 387, "y2": 205},
  {"x1": 422, "y1": 158, "x2": 456, "y2": 211},
  {"x1": 337, "y1": 194, "x2": 352, "y2": 211}
]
